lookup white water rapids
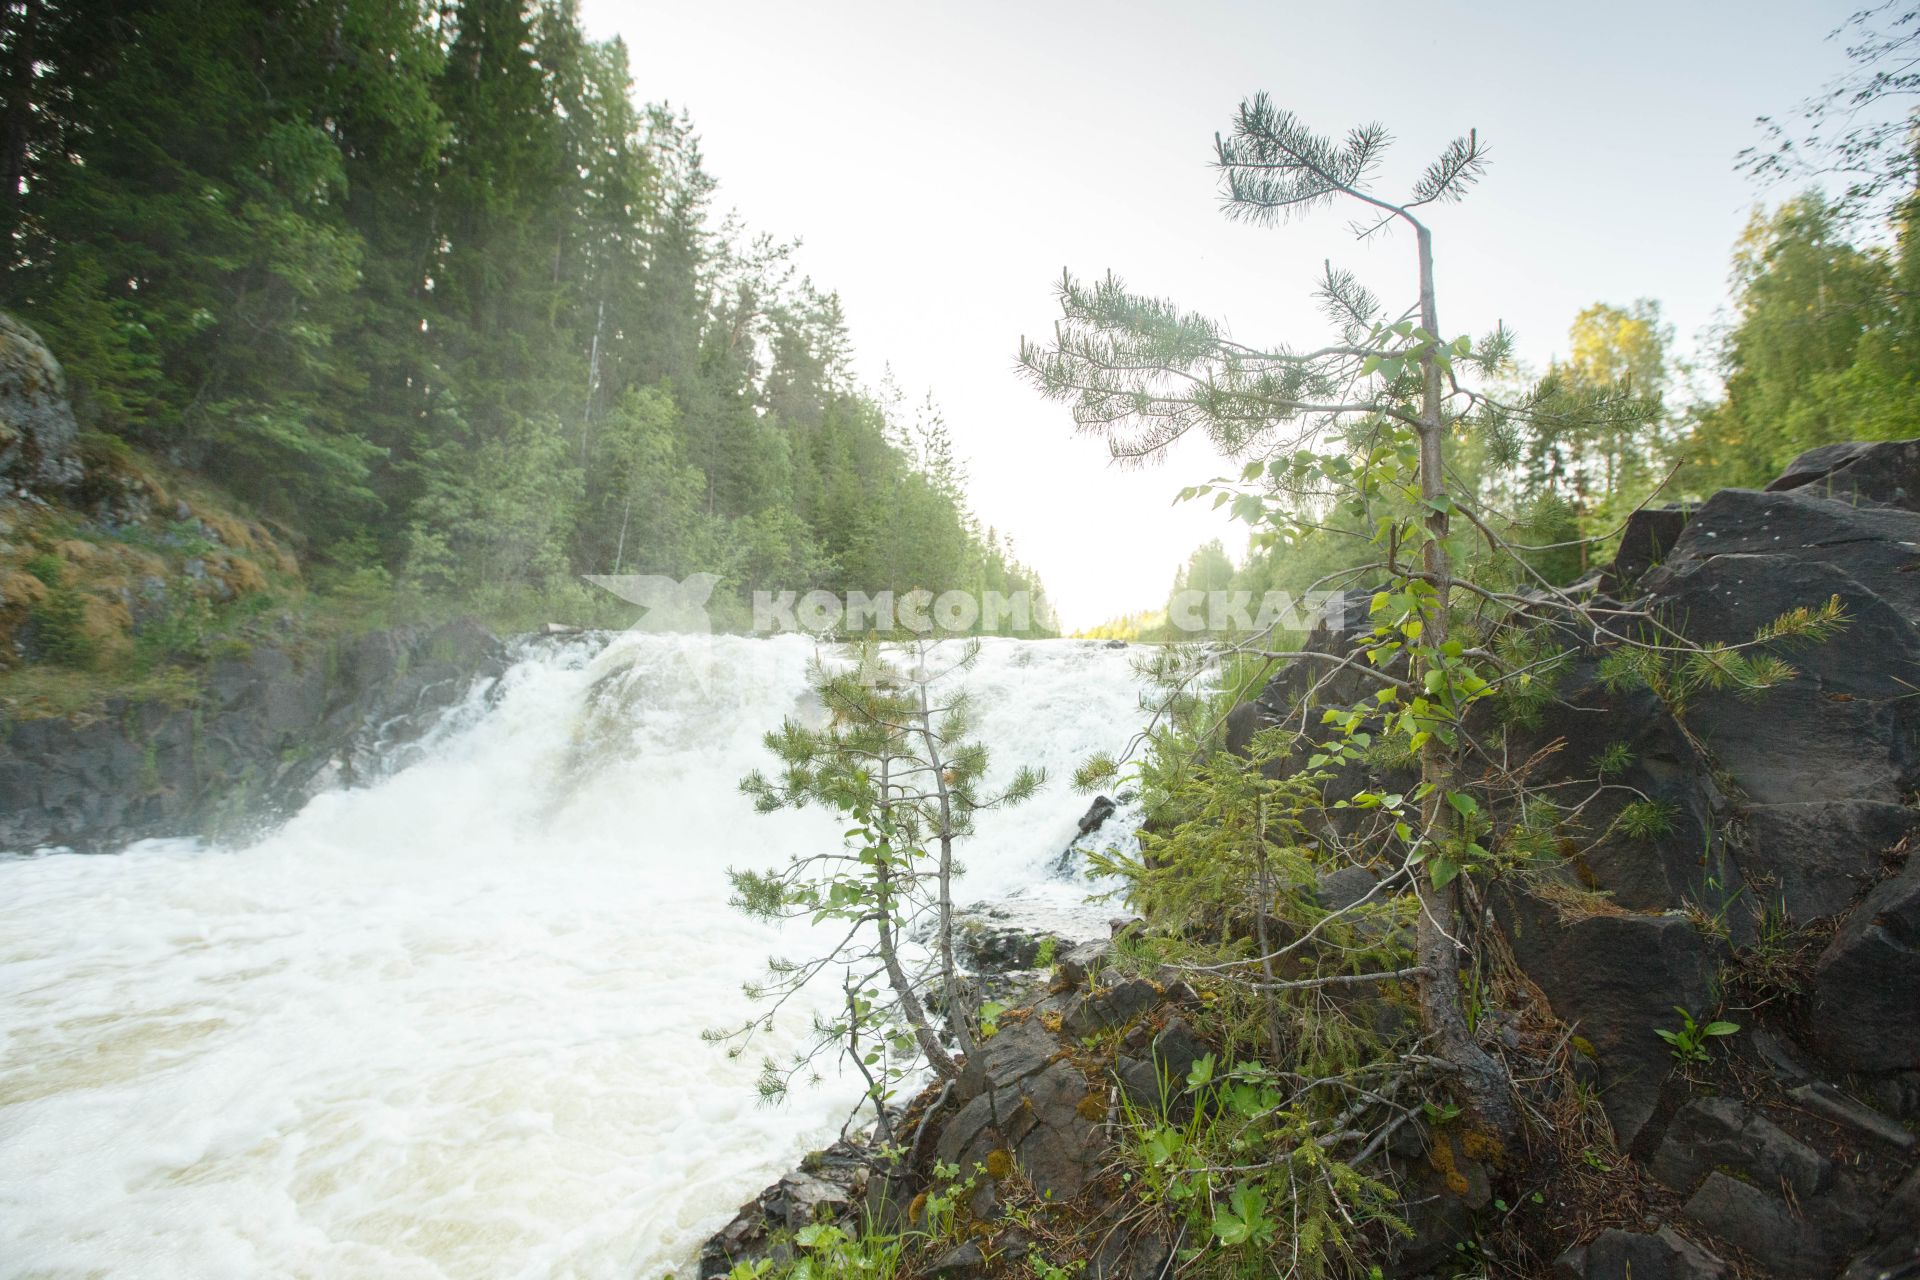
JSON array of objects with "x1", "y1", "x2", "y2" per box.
[{"x1": 0, "y1": 635, "x2": 1149, "y2": 1279}]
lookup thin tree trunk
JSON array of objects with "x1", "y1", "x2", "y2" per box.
[
  {"x1": 875, "y1": 758, "x2": 960, "y2": 1080},
  {"x1": 915, "y1": 656, "x2": 977, "y2": 1062},
  {"x1": 1412, "y1": 222, "x2": 1518, "y2": 1141}
]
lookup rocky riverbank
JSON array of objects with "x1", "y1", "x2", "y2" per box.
[
  {"x1": 0, "y1": 617, "x2": 509, "y2": 853},
  {"x1": 696, "y1": 442, "x2": 1920, "y2": 1280},
  {"x1": 1, "y1": 311, "x2": 517, "y2": 854}
]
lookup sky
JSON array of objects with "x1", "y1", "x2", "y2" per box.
[{"x1": 579, "y1": 0, "x2": 1865, "y2": 629}]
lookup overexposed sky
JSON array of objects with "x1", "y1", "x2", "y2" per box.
[{"x1": 581, "y1": 0, "x2": 1860, "y2": 628}]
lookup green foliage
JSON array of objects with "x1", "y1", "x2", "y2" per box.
[
  {"x1": 1589, "y1": 742, "x2": 1634, "y2": 776},
  {"x1": 1653, "y1": 1006, "x2": 1739, "y2": 1065},
  {"x1": 1596, "y1": 594, "x2": 1848, "y2": 718},
  {"x1": 722, "y1": 638, "x2": 1042, "y2": 1106},
  {"x1": 1120, "y1": 1056, "x2": 1406, "y2": 1277},
  {"x1": 724, "y1": 1218, "x2": 905, "y2": 1280},
  {"x1": 1679, "y1": 192, "x2": 1920, "y2": 489},
  {"x1": 28, "y1": 579, "x2": 95, "y2": 669},
  {"x1": 1615, "y1": 800, "x2": 1678, "y2": 841},
  {"x1": 4, "y1": 0, "x2": 1043, "y2": 623}
]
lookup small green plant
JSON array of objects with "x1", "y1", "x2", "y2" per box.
[
  {"x1": 979, "y1": 1000, "x2": 1008, "y2": 1038},
  {"x1": 1654, "y1": 1006, "x2": 1739, "y2": 1064},
  {"x1": 1211, "y1": 1180, "x2": 1278, "y2": 1248},
  {"x1": 1034, "y1": 936, "x2": 1057, "y2": 968},
  {"x1": 725, "y1": 1218, "x2": 904, "y2": 1280}
]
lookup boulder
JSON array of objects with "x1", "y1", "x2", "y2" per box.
[
  {"x1": 1810, "y1": 858, "x2": 1920, "y2": 1075},
  {"x1": 1683, "y1": 1172, "x2": 1838, "y2": 1275},
  {"x1": 1077, "y1": 794, "x2": 1118, "y2": 837},
  {"x1": 1766, "y1": 438, "x2": 1920, "y2": 510},
  {"x1": 1610, "y1": 503, "x2": 1696, "y2": 587},
  {"x1": 1557, "y1": 1226, "x2": 1729, "y2": 1280},
  {"x1": 0, "y1": 313, "x2": 82, "y2": 494},
  {"x1": 1315, "y1": 863, "x2": 1381, "y2": 912},
  {"x1": 1501, "y1": 904, "x2": 1722, "y2": 1147},
  {"x1": 1648, "y1": 1096, "x2": 1830, "y2": 1198},
  {"x1": 941, "y1": 1018, "x2": 1107, "y2": 1200}
]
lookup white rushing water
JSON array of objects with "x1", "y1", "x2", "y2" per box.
[{"x1": 0, "y1": 634, "x2": 1148, "y2": 1280}]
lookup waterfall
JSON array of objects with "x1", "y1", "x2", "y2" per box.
[{"x1": 0, "y1": 634, "x2": 1149, "y2": 1279}]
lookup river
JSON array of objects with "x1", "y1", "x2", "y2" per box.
[{"x1": 0, "y1": 634, "x2": 1148, "y2": 1279}]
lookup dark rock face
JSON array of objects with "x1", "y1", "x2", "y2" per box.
[
  {"x1": 1684, "y1": 1172, "x2": 1840, "y2": 1275},
  {"x1": 1767, "y1": 437, "x2": 1920, "y2": 509},
  {"x1": 1649, "y1": 1096, "x2": 1831, "y2": 1198},
  {"x1": 0, "y1": 314, "x2": 82, "y2": 494},
  {"x1": 1739, "y1": 801, "x2": 1918, "y2": 922},
  {"x1": 1495, "y1": 445, "x2": 1920, "y2": 1151},
  {"x1": 1556, "y1": 1226, "x2": 1730, "y2": 1280},
  {"x1": 0, "y1": 619, "x2": 507, "y2": 853},
  {"x1": 1503, "y1": 905, "x2": 1722, "y2": 1147},
  {"x1": 1810, "y1": 858, "x2": 1920, "y2": 1075},
  {"x1": 1610, "y1": 503, "x2": 1697, "y2": 588},
  {"x1": 941, "y1": 1017, "x2": 1107, "y2": 1201},
  {"x1": 1234, "y1": 438, "x2": 1920, "y2": 1277}
]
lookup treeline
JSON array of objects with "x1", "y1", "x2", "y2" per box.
[
  {"x1": 0, "y1": 0, "x2": 1045, "y2": 627},
  {"x1": 1103, "y1": 175, "x2": 1920, "y2": 638}
]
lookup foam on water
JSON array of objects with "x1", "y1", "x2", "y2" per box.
[{"x1": 0, "y1": 634, "x2": 1148, "y2": 1279}]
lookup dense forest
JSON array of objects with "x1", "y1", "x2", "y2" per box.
[{"x1": 0, "y1": 0, "x2": 1046, "y2": 635}]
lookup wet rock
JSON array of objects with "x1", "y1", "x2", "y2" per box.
[
  {"x1": 0, "y1": 619, "x2": 507, "y2": 853},
  {"x1": 950, "y1": 898, "x2": 1109, "y2": 977},
  {"x1": 1648, "y1": 1096, "x2": 1831, "y2": 1198},
  {"x1": 698, "y1": 1140, "x2": 874, "y2": 1278},
  {"x1": 1077, "y1": 794, "x2": 1118, "y2": 836}
]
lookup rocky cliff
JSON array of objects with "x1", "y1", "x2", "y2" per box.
[
  {"x1": 0, "y1": 616, "x2": 507, "y2": 853},
  {"x1": 0, "y1": 313, "x2": 511, "y2": 854}
]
